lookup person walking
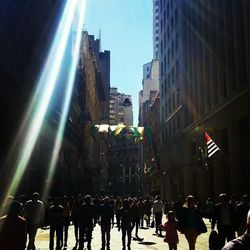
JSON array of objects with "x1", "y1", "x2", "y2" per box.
[
  {"x1": 152, "y1": 195, "x2": 165, "y2": 236},
  {"x1": 62, "y1": 196, "x2": 71, "y2": 247},
  {"x1": 212, "y1": 193, "x2": 237, "y2": 249},
  {"x1": 137, "y1": 198, "x2": 145, "y2": 228},
  {"x1": 236, "y1": 195, "x2": 250, "y2": 236},
  {"x1": 178, "y1": 195, "x2": 207, "y2": 250},
  {"x1": 48, "y1": 197, "x2": 64, "y2": 250},
  {"x1": 71, "y1": 194, "x2": 82, "y2": 244},
  {"x1": 143, "y1": 197, "x2": 152, "y2": 227},
  {"x1": 78, "y1": 195, "x2": 97, "y2": 250},
  {"x1": 99, "y1": 196, "x2": 114, "y2": 250},
  {"x1": 0, "y1": 200, "x2": 26, "y2": 250},
  {"x1": 222, "y1": 209, "x2": 250, "y2": 249},
  {"x1": 130, "y1": 198, "x2": 142, "y2": 239},
  {"x1": 22, "y1": 192, "x2": 44, "y2": 250},
  {"x1": 160, "y1": 211, "x2": 179, "y2": 250},
  {"x1": 117, "y1": 199, "x2": 133, "y2": 250}
]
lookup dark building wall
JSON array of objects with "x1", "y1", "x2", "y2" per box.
[
  {"x1": 0, "y1": 1, "x2": 64, "y2": 164},
  {"x1": 159, "y1": 0, "x2": 250, "y2": 200}
]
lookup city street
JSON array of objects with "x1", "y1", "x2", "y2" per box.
[{"x1": 36, "y1": 219, "x2": 211, "y2": 250}]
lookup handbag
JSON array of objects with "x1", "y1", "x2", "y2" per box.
[
  {"x1": 197, "y1": 217, "x2": 207, "y2": 233},
  {"x1": 150, "y1": 220, "x2": 155, "y2": 228}
]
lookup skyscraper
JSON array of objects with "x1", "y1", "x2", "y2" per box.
[{"x1": 153, "y1": 0, "x2": 160, "y2": 59}]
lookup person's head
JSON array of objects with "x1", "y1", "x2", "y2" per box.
[
  {"x1": 167, "y1": 211, "x2": 175, "y2": 222},
  {"x1": 84, "y1": 195, "x2": 91, "y2": 204},
  {"x1": 32, "y1": 192, "x2": 39, "y2": 201},
  {"x1": 104, "y1": 196, "x2": 110, "y2": 204},
  {"x1": 7, "y1": 201, "x2": 21, "y2": 217},
  {"x1": 184, "y1": 195, "x2": 196, "y2": 208},
  {"x1": 76, "y1": 194, "x2": 82, "y2": 203},
  {"x1": 242, "y1": 195, "x2": 249, "y2": 204},
  {"x1": 219, "y1": 193, "x2": 229, "y2": 205},
  {"x1": 53, "y1": 197, "x2": 60, "y2": 206},
  {"x1": 123, "y1": 199, "x2": 129, "y2": 209}
]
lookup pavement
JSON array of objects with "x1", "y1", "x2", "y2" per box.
[{"x1": 34, "y1": 219, "x2": 212, "y2": 250}]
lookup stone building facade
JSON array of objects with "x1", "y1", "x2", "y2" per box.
[{"x1": 159, "y1": 0, "x2": 250, "y2": 200}]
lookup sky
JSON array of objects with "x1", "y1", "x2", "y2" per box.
[{"x1": 85, "y1": 0, "x2": 153, "y2": 126}]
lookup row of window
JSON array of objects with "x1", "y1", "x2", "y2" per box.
[
  {"x1": 161, "y1": 33, "x2": 179, "y2": 74},
  {"x1": 162, "y1": 88, "x2": 180, "y2": 118},
  {"x1": 161, "y1": 115, "x2": 181, "y2": 141}
]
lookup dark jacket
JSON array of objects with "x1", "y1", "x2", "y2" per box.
[
  {"x1": 99, "y1": 203, "x2": 114, "y2": 226},
  {"x1": 212, "y1": 203, "x2": 237, "y2": 230},
  {"x1": 79, "y1": 203, "x2": 97, "y2": 227},
  {"x1": 222, "y1": 233, "x2": 250, "y2": 250},
  {"x1": 178, "y1": 207, "x2": 207, "y2": 234}
]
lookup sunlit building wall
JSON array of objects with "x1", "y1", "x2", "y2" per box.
[
  {"x1": 109, "y1": 87, "x2": 133, "y2": 126},
  {"x1": 159, "y1": 0, "x2": 250, "y2": 201}
]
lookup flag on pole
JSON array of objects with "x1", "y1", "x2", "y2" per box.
[{"x1": 205, "y1": 132, "x2": 220, "y2": 158}]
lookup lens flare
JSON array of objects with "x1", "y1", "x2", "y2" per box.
[
  {"x1": 5, "y1": 0, "x2": 83, "y2": 198},
  {"x1": 42, "y1": 0, "x2": 87, "y2": 200}
]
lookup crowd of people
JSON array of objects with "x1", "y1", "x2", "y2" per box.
[{"x1": 0, "y1": 192, "x2": 249, "y2": 250}]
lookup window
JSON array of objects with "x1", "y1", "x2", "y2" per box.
[
  {"x1": 164, "y1": 32, "x2": 166, "y2": 49},
  {"x1": 167, "y1": 2, "x2": 170, "y2": 18},
  {"x1": 176, "y1": 33, "x2": 179, "y2": 52},
  {"x1": 161, "y1": 61, "x2": 164, "y2": 76},
  {"x1": 177, "y1": 116, "x2": 180, "y2": 130},
  {"x1": 168, "y1": 97, "x2": 171, "y2": 113},
  {"x1": 168, "y1": 73, "x2": 170, "y2": 88},
  {"x1": 171, "y1": 41, "x2": 174, "y2": 58},
  {"x1": 173, "y1": 119, "x2": 176, "y2": 134},
  {"x1": 164, "y1": 78, "x2": 167, "y2": 95},
  {"x1": 176, "y1": 60, "x2": 179, "y2": 79},
  {"x1": 167, "y1": 49, "x2": 170, "y2": 65},
  {"x1": 164, "y1": 55, "x2": 166, "y2": 74},
  {"x1": 176, "y1": 88, "x2": 180, "y2": 105},
  {"x1": 164, "y1": 11, "x2": 166, "y2": 28},
  {"x1": 167, "y1": 26, "x2": 170, "y2": 40},
  {"x1": 171, "y1": 17, "x2": 174, "y2": 33},
  {"x1": 171, "y1": 67, "x2": 175, "y2": 84},
  {"x1": 172, "y1": 93, "x2": 175, "y2": 110},
  {"x1": 165, "y1": 100, "x2": 168, "y2": 117},
  {"x1": 175, "y1": 8, "x2": 178, "y2": 28}
]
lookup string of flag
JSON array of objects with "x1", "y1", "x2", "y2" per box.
[{"x1": 84, "y1": 123, "x2": 154, "y2": 143}]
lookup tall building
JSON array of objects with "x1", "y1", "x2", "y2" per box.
[
  {"x1": 153, "y1": 0, "x2": 160, "y2": 59},
  {"x1": 159, "y1": 0, "x2": 250, "y2": 200},
  {"x1": 109, "y1": 87, "x2": 133, "y2": 126}
]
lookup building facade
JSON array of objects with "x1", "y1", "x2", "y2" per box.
[
  {"x1": 109, "y1": 87, "x2": 133, "y2": 126},
  {"x1": 159, "y1": 0, "x2": 250, "y2": 201}
]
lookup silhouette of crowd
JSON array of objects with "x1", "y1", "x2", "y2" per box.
[{"x1": 0, "y1": 192, "x2": 249, "y2": 250}]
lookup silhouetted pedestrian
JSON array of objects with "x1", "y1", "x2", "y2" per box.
[
  {"x1": 160, "y1": 211, "x2": 179, "y2": 250},
  {"x1": 178, "y1": 195, "x2": 207, "y2": 250},
  {"x1": 99, "y1": 196, "x2": 114, "y2": 250},
  {"x1": 71, "y1": 194, "x2": 82, "y2": 243},
  {"x1": 79, "y1": 195, "x2": 97, "y2": 250},
  {"x1": 0, "y1": 200, "x2": 26, "y2": 250},
  {"x1": 222, "y1": 209, "x2": 250, "y2": 249},
  {"x1": 22, "y1": 192, "x2": 44, "y2": 250},
  {"x1": 117, "y1": 199, "x2": 133, "y2": 250},
  {"x1": 212, "y1": 193, "x2": 237, "y2": 249},
  {"x1": 236, "y1": 195, "x2": 250, "y2": 236},
  {"x1": 49, "y1": 197, "x2": 64, "y2": 250},
  {"x1": 152, "y1": 195, "x2": 165, "y2": 236},
  {"x1": 62, "y1": 196, "x2": 71, "y2": 247}
]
